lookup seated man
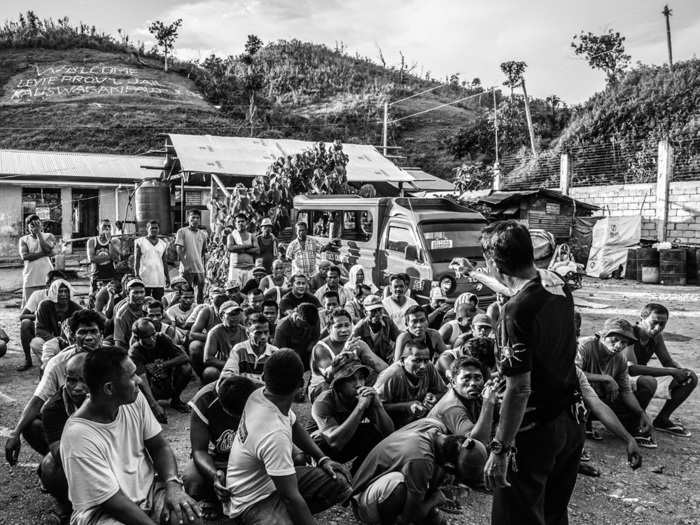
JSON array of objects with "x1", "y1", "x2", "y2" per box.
[
  {"x1": 471, "y1": 313, "x2": 494, "y2": 339},
  {"x1": 279, "y1": 274, "x2": 321, "y2": 316},
  {"x1": 129, "y1": 318, "x2": 193, "y2": 420},
  {"x1": 308, "y1": 260, "x2": 332, "y2": 293},
  {"x1": 314, "y1": 265, "x2": 352, "y2": 307},
  {"x1": 318, "y1": 290, "x2": 340, "y2": 335},
  {"x1": 145, "y1": 298, "x2": 185, "y2": 347},
  {"x1": 222, "y1": 350, "x2": 353, "y2": 524},
  {"x1": 221, "y1": 313, "x2": 280, "y2": 383},
  {"x1": 375, "y1": 341, "x2": 447, "y2": 429},
  {"x1": 18, "y1": 270, "x2": 66, "y2": 371},
  {"x1": 429, "y1": 356, "x2": 500, "y2": 445},
  {"x1": 185, "y1": 375, "x2": 260, "y2": 520},
  {"x1": 393, "y1": 306, "x2": 446, "y2": 363},
  {"x1": 261, "y1": 300, "x2": 279, "y2": 338},
  {"x1": 273, "y1": 303, "x2": 321, "y2": 371},
  {"x1": 352, "y1": 417, "x2": 487, "y2": 525},
  {"x1": 352, "y1": 295, "x2": 400, "y2": 364},
  {"x1": 422, "y1": 286, "x2": 451, "y2": 331},
  {"x1": 241, "y1": 265, "x2": 268, "y2": 295},
  {"x1": 38, "y1": 352, "x2": 89, "y2": 523},
  {"x1": 201, "y1": 301, "x2": 246, "y2": 384},
  {"x1": 576, "y1": 366, "x2": 643, "y2": 474},
  {"x1": 439, "y1": 302, "x2": 476, "y2": 348},
  {"x1": 244, "y1": 288, "x2": 265, "y2": 313},
  {"x1": 162, "y1": 275, "x2": 190, "y2": 309},
  {"x1": 346, "y1": 284, "x2": 371, "y2": 324},
  {"x1": 308, "y1": 308, "x2": 388, "y2": 402},
  {"x1": 577, "y1": 318, "x2": 655, "y2": 448},
  {"x1": 166, "y1": 285, "x2": 196, "y2": 330},
  {"x1": 311, "y1": 353, "x2": 394, "y2": 472},
  {"x1": 94, "y1": 275, "x2": 124, "y2": 320},
  {"x1": 5, "y1": 310, "x2": 104, "y2": 465},
  {"x1": 113, "y1": 278, "x2": 147, "y2": 349},
  {"x1": 626, "y1": 303, "x2": 698, "y2": 437},
  {"x1": 33, "y1": 279, "x2": 83, "y2": 367},
  {"x1": 61, "y1": 347, "x2": 201, "y2": 525},
  {"x1": 381, "y1": 274, "x2": 418, "y2": 332},
  {"x1": 436, "y1": 336, "x2": 497, "y2": 382},
  {"x1": 188, "y1": 290, "x2": 228, "y2": 378},
  {"x1": 260, "y1": 260, "x2": 290, "y2": 303}
]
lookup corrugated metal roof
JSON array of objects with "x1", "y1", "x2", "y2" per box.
[
  {"x1": 469, "y1": 188, "x2": 599, "y2": 210},
  {"x1": 166, "y1": 134, "x2": 415, "y2": 183},
  {"x1": 403, "y1": 169, "x2": 455, "y2": 192},
  {"x1": 0, "y1": 149, "x2": 157, "y2": 182}
]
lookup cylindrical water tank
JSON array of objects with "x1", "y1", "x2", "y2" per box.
[{"x1": 135, "y1": 179, "x2": 171, "y2": 235}]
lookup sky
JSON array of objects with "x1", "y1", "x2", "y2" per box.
[{"x1": 2, "y1": 0, "x2": 699, "y2": 103}]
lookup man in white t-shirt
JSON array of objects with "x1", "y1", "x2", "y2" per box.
[
  {"x1": 134, "y1": 220, "x2": 170, "y2": 301},
  {"x1": 381, "y1": 274, "x2": 418, "y2": 332},
  {"x1": 61, "y1": 346, "x2": 201, "y2": 525},
  {"x1": 221, "y1": 349, "x2": 352, "y2": 524}
]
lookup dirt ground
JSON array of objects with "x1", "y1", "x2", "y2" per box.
[{"x1": 1, "y1": 276, "x2": 700, "y2": 525}]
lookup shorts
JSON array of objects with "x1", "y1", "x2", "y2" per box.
[
  {"x1": 353, "y1": 471, "x2": 405, "y2": 525},
  {"x1": 228, "y1": 267, "x2": 252, "y2": 288},
  {"x1": 629, "y1": 374, "x2": 673, "y2": 400},
  {"x1": 72, "y1": 479, "x2": 167, "y2": 525}
]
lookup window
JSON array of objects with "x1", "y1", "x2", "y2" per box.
[
  {"x1": 386, "y1": 224, "x2": 413, "y2": 253},
  {"x1": 22, "y1": 188, "x2": 62, "y2": 237},
  {"x1": 340, "y1": 210, "x2": 373, "y2": 242}
]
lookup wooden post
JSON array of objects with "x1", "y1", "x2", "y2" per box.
[
  {"x1": 382, "y1": 101, "x2": 389, "y2": 156},
  {"x1": 559, "y1": 153, "x2": 571, "y2": 195},
  {"x1": 520, "y1": 79, "x2": 537, "y2": 156},
  {"x1": 656, "y1": 140, "x2": 673, "y2": 241}
]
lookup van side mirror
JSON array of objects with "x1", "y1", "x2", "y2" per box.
[{"x1": 404, "y1": 245, "x2": 419, "y2": 261}]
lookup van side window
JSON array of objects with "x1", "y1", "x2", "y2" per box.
[
  {"x1": 340, "y1": 210, "x2": 372, "y2": 242},
  {"x1": 386, "y1": 225, "x2": 412, "y2": 252}
]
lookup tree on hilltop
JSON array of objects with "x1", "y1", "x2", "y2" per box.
[
  {"x1": 500, "y1": 60, "x2": 536, "y2": 155},
  {"x1": 571, "y1": 29, "x2": 630, "y2": 84},
  {"x1": 148, "y1": 18, "x2": 182, "y2": 72}
]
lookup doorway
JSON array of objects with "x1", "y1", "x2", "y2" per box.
[{"x1": 71, "y1": 188, "x2": 99, "y2": 249}]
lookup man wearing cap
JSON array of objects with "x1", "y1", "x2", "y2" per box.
[
  {"x1": 577, "y1": 318, "x2": 656, "y2": 448},
  {"x1": 423, "y1": 287, "x2": 451, "y2": 330},
  {"x1": 113, "y1": 278, "x2": 147, "y2": 349},
  {"x1": 202, "y1": 300, "x2": 247, "y2": 384},
  {"x1": 241, "y1": 264, "x2": 268, "y2": 295},
  {"x1": 351, "y1": 417, "x2": 487, "y2": 525},
  {"x1": 312, "y1": 353, "x2": 394, "y2": 473},
  {"x1": 352, "y1": 295, "x2": 400, "y2": 364},
  {"x1": 256, "y1": 218, "x2": 278, "y2": 274},
  {"x1": 314, "y1": 265, "x2": 352, "y2": 307},
  {"x1": 220, "y1": 313, "x2": 280, "y2": 384},
  {"x1": 162, "y1": 275, "x2": 190, "y2": 309},
  {"x1": 279, "y1": 274, "x2": 321, "y2": 316},
  {"x1": 130, "y1": 317, "x2": 193, "y2": 419},
  {"x1": 227, "y1": 213, "x2": 260, "y2": 289},
  {"x1": 224, "y1": 280, "x2": 246, "y2": 305}
]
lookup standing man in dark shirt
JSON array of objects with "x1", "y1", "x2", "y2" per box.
[
  {"x1": 480, "y1": 220, "x2": 583, "y2": 525},
  {"x1": 279, "y1": 274, "x2": 321, "y2": 316}
]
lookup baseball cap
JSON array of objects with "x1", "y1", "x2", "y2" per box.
[
  {"x1": 330, "y1": 352, "x2": 370, "y2": 388},
  {"x1": 430, "y1": 287, "x2": 447, "y2": 301},
  {"x1": 601, "y1": 318, "x2": 637, "y2": 342},
  {"x1": 170, "y1": 276, "x2": 187, "y2": 287},
  {"x1": 126, "y1": 278, "x2": 145, "y2": 289},
  {"x1": 260, "y1": 218, "x2": 273, "y2": 227},
  {"x1": 219, "y1": 300, "x2": 242, "y2": 315},
  {"x1": 363, "y1": 295, "x2": 384, "y2": 312},
  {"x1": 472, "y1": 314, "x2": 493, "y2": 328},
  {"x1": 455, "y1": 292, "x2": 479, "y2": 307}
]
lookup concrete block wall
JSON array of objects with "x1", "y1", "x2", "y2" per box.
[{"x1": 568, "y1": 180, "x2": 700, "y2": 243}]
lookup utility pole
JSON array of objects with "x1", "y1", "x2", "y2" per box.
[
  {"x1": 492, "y1": 88, "x2": 499, "y2": 165},
  {"x1": 520, "y1": 79, "x2": 537, "y2": 156},
  {"x1": 662, "y1": 5, "x2": 673, "y2": 68},
  {"x1": 382, "y1": 101, "x2": 389, "y2": 156}
]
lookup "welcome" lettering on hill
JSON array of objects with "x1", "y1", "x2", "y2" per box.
[{"x1": 2, "y1": 62, "x2": 204, "y2": 105}]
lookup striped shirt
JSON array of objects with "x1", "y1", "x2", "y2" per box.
[{"x1": 220, "y1": 341, "x2": 280, "y2": 383}]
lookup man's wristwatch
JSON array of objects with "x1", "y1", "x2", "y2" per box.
[{"x1": 489, "y1": 439, "x2": 514, "y2": 455}]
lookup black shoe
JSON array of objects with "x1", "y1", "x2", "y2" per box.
[{"x1": 17, "y1": 361, "x2": 33, "y2": 372}]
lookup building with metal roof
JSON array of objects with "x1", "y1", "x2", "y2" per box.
[{"x1": 165, "y1": 134, "x2": 415, "y2": 184}]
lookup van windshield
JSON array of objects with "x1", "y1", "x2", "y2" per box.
[{"x1": 419, "y1": 221, "x2": 485, "y2": 261}]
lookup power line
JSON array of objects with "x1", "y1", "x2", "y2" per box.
[{"x1": 389, "y1": 91, "x2": 487, "y2": 124}]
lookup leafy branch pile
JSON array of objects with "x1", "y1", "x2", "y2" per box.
[{"x1": 205, "y1": 141, "x2": 351, "y2": 286}]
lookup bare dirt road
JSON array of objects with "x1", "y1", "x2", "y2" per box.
[{"x1": 1, "y1": 277, "x2": 699, "y2": 525}]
